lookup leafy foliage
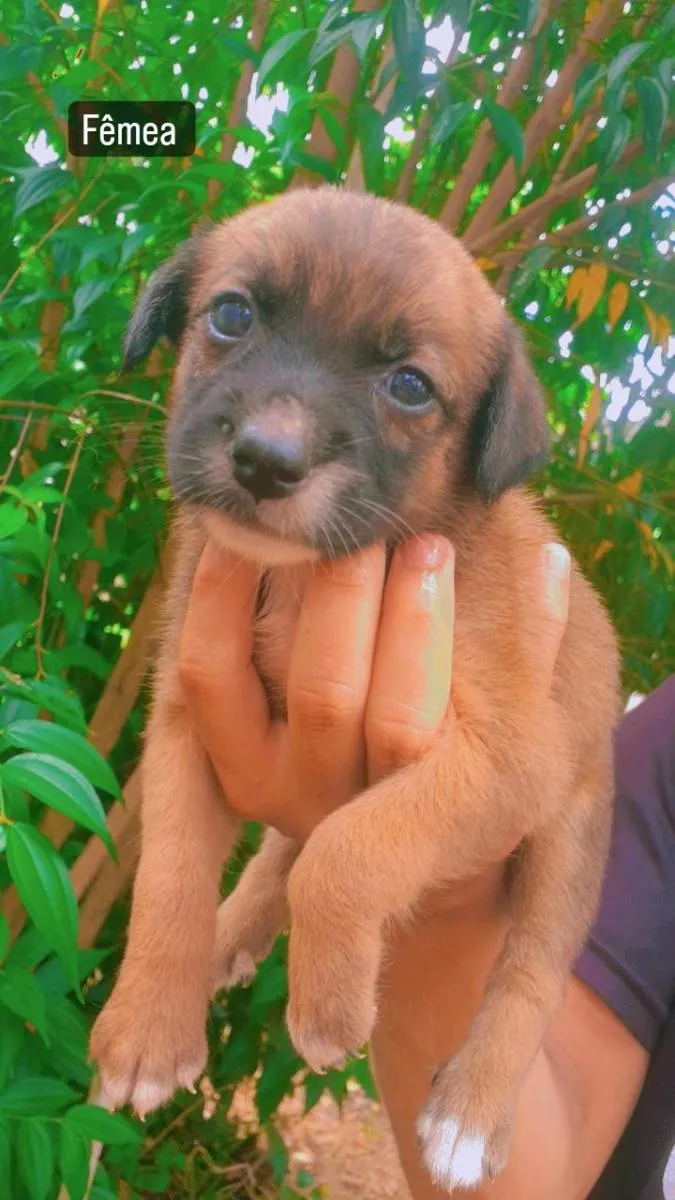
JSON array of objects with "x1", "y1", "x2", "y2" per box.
[{"x1": 0, "y1": 0, "x2": 673, "y2": 1195}]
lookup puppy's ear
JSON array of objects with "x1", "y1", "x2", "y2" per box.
[
  {"x1": 468, "y1": 322, "x2": 549, "y2": 504},
  {"x1": 123, "y1": 228, "x2": 209, "y2": 371}
]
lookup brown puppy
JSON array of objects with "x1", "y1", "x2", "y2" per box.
[{"x1": 89, "y1": 187, "x2": 620, "y2": 1191}]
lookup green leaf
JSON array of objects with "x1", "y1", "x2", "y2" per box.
[
  {"x1": 37, "y1": 947, "x2": 108, "y2": 999},
  {"x1": 5, "y1": 926, "x2": 51, "y2": 972},
  {"x1": 17, "y1": 1119, "x2": 54, "y2": 1200},
  {"x1": 14, "y1": 166, "x2": 68, "y2": 219},
  {"x1": 349, "y1": 1052, "x2": 378, "y2": 1099},
  {"x1": 1, "y1": 753, "x2": 115, "y2": 855},
  {"x1": 657, "y1": 57, "x2": 674, "y2": 96},
  {"x1": 19, "y1": 484, "x2": 68, "y2": 506},
  {"x1": 484, "y1": 99, "x2": 525, "y2": 169},
  {"x1": 257, "y1": 30, "x2": 312, "y2": 89},
  {"x1": 0, "y1": 44, "x2": 44, "y2": 81},
  {"x1": 0, "y1": 1010, "x2": 24, "y2": 1089},
  {"x1": 256, "y1": 1041, "x2": 299, "y2": 1122},
  {"x1": 0, "y1": 1076, "x2": 77, "y2": 1116},
  {"x1": 64, "y1": 1105, "x2": 142, "y2": 1146},
  {"x1": 517, "y1": 0, "x2": 540, "y2": 34},
  {"x1": 0, "y1": 676, "x2": 87, "y2": 732},
  {"x1": 285, "y1": 148, "x2": 340, "y2": 183},
  {"x1": 264, "y1": 1121, "x2": 289, "y2": 1183},
  {"x1": 573, "y1": 63, "x2": 605, "y2": 117},
  {"x1": 309, "y1": 18, "x2": 357, "y2": 69},
  {"x1": 0, "y1": 964, "x2": 50, "y2": 1041},
  {"x1": 316, "y1": 99, "x2": 347, "y2": 158},
  {"x1": 5, "y1": 823, "x2": 79, "y2": 993},
  {"x1": 0, "y1": 354, "x2": 35, "y2": 399},
  {"x1": 0, "y1": 621, "x2": 28, "y2": 663},
  {"x1": 5, "y1": 721, "x2": 120, "y2": 796},
  {"x1": 0, "y1": 915, "x2": 8, "y2": 964},
  {"x1": 606, "y1": 41, "x2": 648, "y2": 89},
  {"x1": 0, "y1": 1118, "x2": 10, "y2": 1184},
  {"x1": 43, "y1": 995, "x2": 90, "y2": 1085},
  {"x1": 71, "y1": 280, "x2": 113, "y2": 322},
  {"x1": 0, "y1": 504, "x2": 28, "y2": 540},
  {"x1": 251, "y1": 957, "x2": 288, "y2": 1010},
  {"x1": 597, "y1": 111, "x2": 631, "y2": 168},
  {"x1": 431, "y1": 99, "x2": 473, "y2": 147},
  {"x1": 391, "y1": 0, "x2": 426, "y2": 97},
  {"x1": 604, "y1": 76, "x2": 628, "y2": 121},
  {"x1": 350, "y1": 13, "x2": 381, "y2": 62},
  {"x1": 219, "y1": 30, "x2": 261, "y2": 64},
  {"x1": 355, "y1": 102, "x2": 386, "y2": 194},
  {"x1": 303, "y1": 1071, "x2": 327, "y2": 1113},
  {"x1": 79, "y1": 232, "x2": 124, "y2": 270},
  {"x1": 636, "y1": 76, "x2": 668, "y2": 159},
  {"x1": 443, "y1": 0, "x2": 474, "y2": 30},
  {"x1": 59, "y1": 1124, "x2": 90, "y2": 1200}
]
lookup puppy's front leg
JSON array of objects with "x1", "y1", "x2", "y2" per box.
[
  {"x1": 285, "y1": 696, "x2": 570, "y2": 1073},
  {"x1": 214, "y1": 829, "x2": 300, "y2": 990},
  {"x1": 89, "y1": 683, "x2": 239, "y2": 1116}
]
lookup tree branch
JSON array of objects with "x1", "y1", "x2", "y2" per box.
[
  {"x1": 344, "y1": 41, "x2": 396, "y2": 192},
  {"x1": 290, "y1": 0, "x2": 382, "y2": 190},
  {"x1": 460, "y1": 0, "x2": 624, "y2": 244},
  {"x1": 493, "y1": 176, "x2": 673, "y2": 274},
  {"x1": 439, "y1": 0, "x2": 555, "y2": 231},
  {"x1": 207, "y1": 0, "x2": 270, "y2": 206},
  {"x1": 464, "y1": 127, "x2": 664, "y2": 256}
]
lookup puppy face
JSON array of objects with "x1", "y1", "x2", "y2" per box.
[{"x1": 125, "y1": 188, "x2": 548, "y2": 565}]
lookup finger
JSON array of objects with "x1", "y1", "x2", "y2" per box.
[
  {"x1": 288, "y1": 543, "x2": 387, "y2": 807},
  {"x1": 179, "y1": 540, "x2": 273, "y2": 788},
  {"x1": 366, "y1": 536, "x2": 455, "y2": 783},
  {"x1": 539, "y1": 542, "x2": 571, "y2": 690}
]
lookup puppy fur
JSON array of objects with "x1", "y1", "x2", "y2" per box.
[{"x1": 89, "y1": 188, "x2": 620, "y2": 1190}]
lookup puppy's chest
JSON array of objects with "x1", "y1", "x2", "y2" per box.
[{"x1": 252, "y1": 566, "x2": 312, "y2": 718}]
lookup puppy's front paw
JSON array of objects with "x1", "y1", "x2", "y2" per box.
[
  {"x1": 286, "y1": 920, "x2": 381, "y2": 1074},
  {"x1": 213, "y1": 894, "x2": 281, "y2": 992},
  {"x1": 89, "y1": 970, "x2": 208, "y2": 1118},
  {"x1": 417, "y1": 1058, "x2": 512, "y2": 1192}
]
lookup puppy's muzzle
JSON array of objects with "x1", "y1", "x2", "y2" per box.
[{"x1": 232, "y1": 421, "x2": 308, "y2": 501}]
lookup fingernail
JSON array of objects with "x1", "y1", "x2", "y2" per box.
[
  {"x1": 542, "y1": 543, "x2": 570, "y2": 622},
  {"x1": 402, "y1": 535, "x2": 451, "y2": 570}
]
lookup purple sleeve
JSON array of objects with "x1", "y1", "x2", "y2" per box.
[{"x1": 574, "y1": 675, "x2": 675, "y2": 1053}]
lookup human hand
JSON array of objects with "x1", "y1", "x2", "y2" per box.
[
  {"x1": 179, "y1": 537, "x2": 570, "y2": 848},
  {"x1": 179, "y1": 535, "x2": 456, "y2": 842}
]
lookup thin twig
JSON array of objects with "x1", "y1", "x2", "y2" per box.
[
  {"x1": 462, "y1": 0, "x2": 625, "y2": 245},
  {"x1": 0, "y1": 165, "x2": 107, "y2": 304},
  {"x1": 440, "y1": 0, "x2": 556, "y2": 230},
  {"x1": 34, "y1": 425, "x2": 86, "y2": 677},
  {"x1": 0, "y1": 413, "x2": 33, "y2": 494}
]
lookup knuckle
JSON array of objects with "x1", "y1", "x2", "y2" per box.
[
  {"x1": 291, "y1": 677, "x2": 363, "y2": 734},
  {"x1": 365, "y1": 708, "x2": 436, "y2": 769}
]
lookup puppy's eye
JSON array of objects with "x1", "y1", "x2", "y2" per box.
[
  {"x1": 208, "y1": 293, "x2": 253, "y2": 341},
  {"x1": 386, "y1": 368, "x2": 433, "y2": 409}
]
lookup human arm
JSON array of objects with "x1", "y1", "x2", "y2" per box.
[{"x1": 179, "y1": 541, "x2": 669, "y2": 1198}]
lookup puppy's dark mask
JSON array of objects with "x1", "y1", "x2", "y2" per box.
[{"x1": 122, "y1": 190, "x2": 549, "y2": 562}]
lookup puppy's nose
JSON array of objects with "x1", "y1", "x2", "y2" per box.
[{"x1": 231, "y1": 425, "x2": 308, "y2": 500}]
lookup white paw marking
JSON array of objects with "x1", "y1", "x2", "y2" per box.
[
  {"x1": 286, "y1": 1015, "x2": 346, "y2": 1074},
  {"x1": 418, "y1": 1113, "x2": 487, "y2": 1190},
  {"x1": 176, "y1": 1060, "x2": 203, "y2": 1093},
  {"x1": 132, "y1": 1079, "x2": 173, "y2": 1118}
]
